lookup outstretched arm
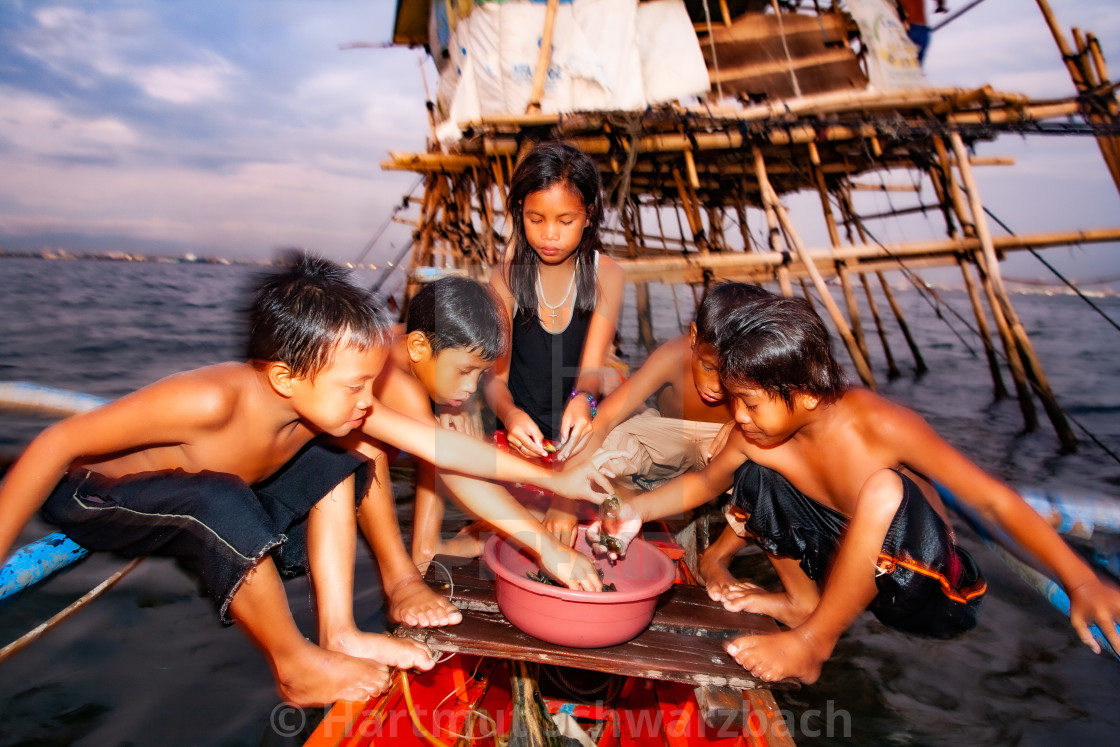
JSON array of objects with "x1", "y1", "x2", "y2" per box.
[
  {"x1": 589, "y1": 430, "x2": 745, "y2": 554},
  {"x1": 887, "y1": 396, "x2": 1120, "y2": 654},
  {"x1": 359, "y1": 402, "x2": 614, "y2": 503},
  {"x1": 438, "y1": 473, "x2": 602, "y2": 590}
]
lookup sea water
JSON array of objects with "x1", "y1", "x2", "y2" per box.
[{"x1": 1, "y1": 257, "x2": 1118, "y2": 746}]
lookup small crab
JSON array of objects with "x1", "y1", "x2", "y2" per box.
[{"x1": 594, "y1": 494, "x2": 626, "y2": 556}]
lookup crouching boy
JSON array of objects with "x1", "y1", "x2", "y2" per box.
[{"x1": 593, "y1": 289, "x2": 1120, "y2": 684}]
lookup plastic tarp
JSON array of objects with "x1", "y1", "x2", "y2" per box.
[{"x1": 434, "y1": 0, "x2": 711, "y2": 145}]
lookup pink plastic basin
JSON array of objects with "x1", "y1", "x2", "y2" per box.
[{"x1": 482, "y1": 527, "x2": 676, "y2": 648}]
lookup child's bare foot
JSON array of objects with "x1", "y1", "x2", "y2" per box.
[
  {"x1": 720, "y1": 587, "x2": 818, "y2": 628},
  {"x1": 387, "y1": 575, "x2": 463, "y2": 628},
  {"x1": 325, "y1": 627, "x2": 436, "y2": 671},
  {"x1": 702, "y1": 562, "x2": 749, "y2": 602},
  {"x1": 724, "y1": 628, "x2": 830, "y2": 684},
  {"x1": 412, "y1": 523, "x2": 486, "y2": 566},
  {"x1": 274, "y1": 642, "x2": 391, "y2": 707}
]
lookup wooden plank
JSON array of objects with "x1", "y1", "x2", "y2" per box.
[{"x1": 399, "y1": 555, "x2": 795, "y2": 692}]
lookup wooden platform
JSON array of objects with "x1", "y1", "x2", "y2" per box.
[{"x1": 395, "y1": 554, "x2": 796, "y2": 691}]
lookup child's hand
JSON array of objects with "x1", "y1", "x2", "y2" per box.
[
  {"x1": 542, "y1": 497, "x2": 580, "y2": 547},
  {"x1": 555, "y1": 396, "x2": 595, "y2": 462},
  {"x1": 706, "y1": 420, "x2": 736, "y2": 463},
  {"x1": 504, "y1": 410, "x2": 548, "y2": 458},
  {"x1": 587, "y1": 499, "x2": 643, "y2": 560},
  {"x1": 547, "y1": 452, "x2": 624, "y2": 502},
  {"x1": 1068, "y1": 577, "x2": 1120, "y2": 655},
  {"x1": 538, "y1": 542, "x2": 603, "y2": 591}
]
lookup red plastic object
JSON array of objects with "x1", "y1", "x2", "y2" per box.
[{"x1": 482, "y1": 527, "x2": 676, "y2": 648}]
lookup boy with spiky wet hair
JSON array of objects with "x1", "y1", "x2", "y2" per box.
[
  {"x1": 0, "y1": 255, "x2": 614, "y2": 706},
  {"x1": 342, "y1": 275, "x2": 610, "y2": 601},
  {"x1": 594, "y1": 289, "x2": 1120, "y2": 684}
]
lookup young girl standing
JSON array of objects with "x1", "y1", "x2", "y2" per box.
[{"x1": 485, "y1": 141, "x2": 625, "y2": 465}]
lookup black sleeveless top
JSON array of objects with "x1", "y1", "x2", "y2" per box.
[{"x1": 504, "y1": 306, "x2": 592, "y2": 442}]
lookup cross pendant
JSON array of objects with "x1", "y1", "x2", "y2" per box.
[{"x1": 549, "y1": 309, "x2": 558, "y2": 324}]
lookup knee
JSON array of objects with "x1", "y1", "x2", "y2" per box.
[{"x1": 857, "y1": 469, "x2": 905, "y2": 520}]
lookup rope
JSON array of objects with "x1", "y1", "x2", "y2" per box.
[
  {"x1": 0, "y1": 557, "x2": 144, "y2": 663},
  {"x1": 983, "y1": 207, "x2": 1120, "y2": 334},
  {"x1": 771, "y1": 0, "x2": 802, "y2": 98},
  {"x1": 700, "y1": 1, "x2": 723, "y2": 101},
  {"x1": 412, "y1": 559, "x2": 458, "y2": 666},
  {"x1": 854, "y1": 213, "x2": 1120, "y2": 467}
]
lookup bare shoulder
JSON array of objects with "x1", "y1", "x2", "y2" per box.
[
  {"x1": 640, "y1": 335, "x2": 691, "y2": 380},
  {"x1": 596, "y1": 254, "x2": 626, "y2": 289},
  {"x1": 145, "y1": 364, "x2": 245, "y2": 424},
  {"x1": 489, "y1": 261, "x2": 514, "y2": 299},
  {"x1": 82, "y1": 363, "x2": 246, "y2": 443},
  {"x1": 376, "y1": 365, "x2": 435, "y2": 422}
]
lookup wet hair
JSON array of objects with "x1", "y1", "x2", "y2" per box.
[
  {"x1": 718, "y1": 290, "x2": 848, "y2": 409},
  {"x1": 694, "y1": 281, "x2": 772, "y2": 350},
  {"x1": 504, "y1": 140, "x2": 604, "y2": 321},
  {"x1": 406, "y1": 275, "x2": 509, "y2": 361},
  {"x1": 245, "y1": 251, "x2": 388, "y2": 379}
]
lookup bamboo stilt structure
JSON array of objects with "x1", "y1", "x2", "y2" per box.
[{"x1": 950, "y1": 132, "x2": 1075, "y2": 450}]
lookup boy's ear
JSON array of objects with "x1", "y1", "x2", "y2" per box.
[
  {"x1": 688, "y1": 322, "x2": 698, "y2": 346},
  {"x1": 405, "y1": 330, "x2": 432, "y2": 363},
  {"x1": 266, "y1": 362, "x2": 297, "y2": 398},
  {"x1": 798, "y1": 392, "x2": 822, "y2": 411}
]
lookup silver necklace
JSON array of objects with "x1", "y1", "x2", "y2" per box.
[{"x1": 536, "y1": 264, "x2": 577, "y2": 326}]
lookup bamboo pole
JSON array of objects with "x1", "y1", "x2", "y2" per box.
[
  {"x1": 525, "y1": 0, "x2": 560, "y2": 115},
  {"x1": 612, "y1": 227, "x2": 1120, "y2": 282},
  {"x1": 754, "y1": 146, "x2": 876, "y2": 389},
  {"x1": 809, "y1": 142, "x2": 874, "y2": 372},
  {"x1": 976, "y1": 250, "x2": 1038, "y2": 428},
  {"x1": 837, "y1": 182, "x2": 903, "y2": 380},
  {"x1": 958, "y1": 255, "x2": 1008, "y2": 399},
  {"x1": 1034, "y1": 0, "x2": 1120, "y2": 193},
  {"x1": 939, "y1": 133, "x2": 1035, "y2": 420},
  {"x1": 622, "y1": 203, "x2": 656, "y2": 353},
  {"x1": 950, "y1": 131, "x2": 1075, "y2": 448},
  {"x1": 876, "y1": 272, "x2": 928, "y2": 375},
  {"x1": 860, "y1": 271, "x2": 900, "y2": 380}
]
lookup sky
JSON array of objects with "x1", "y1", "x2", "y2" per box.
[{"x1": 0, "y1": 0, "x2": 1118, "y2": 286}]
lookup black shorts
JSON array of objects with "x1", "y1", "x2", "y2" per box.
[
  {"x1": 729, "y1": 461, "x2": 986, "y2": 638},
  {"x1": 41, "y1": 436, "x2": 372, "y2": 623}
]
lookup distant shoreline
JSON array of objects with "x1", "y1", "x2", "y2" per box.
[{"x1": 0, "y1": 248, "x2": 377, "y2": 270}]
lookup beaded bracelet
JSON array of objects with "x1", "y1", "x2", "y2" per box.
[{"x1": 567, "y1": 389, "x2": 598, "y2": 418}]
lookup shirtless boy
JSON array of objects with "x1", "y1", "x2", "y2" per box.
[
  {"x1": 0, "y1": 255, "x2": 613, "y2": 706},
  {"x1": 339, "y1": 275, "x2": 607, "y2": 592},
  {"x1": 593, "y1": 289, "x2": 1120, "y2": 684}
]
